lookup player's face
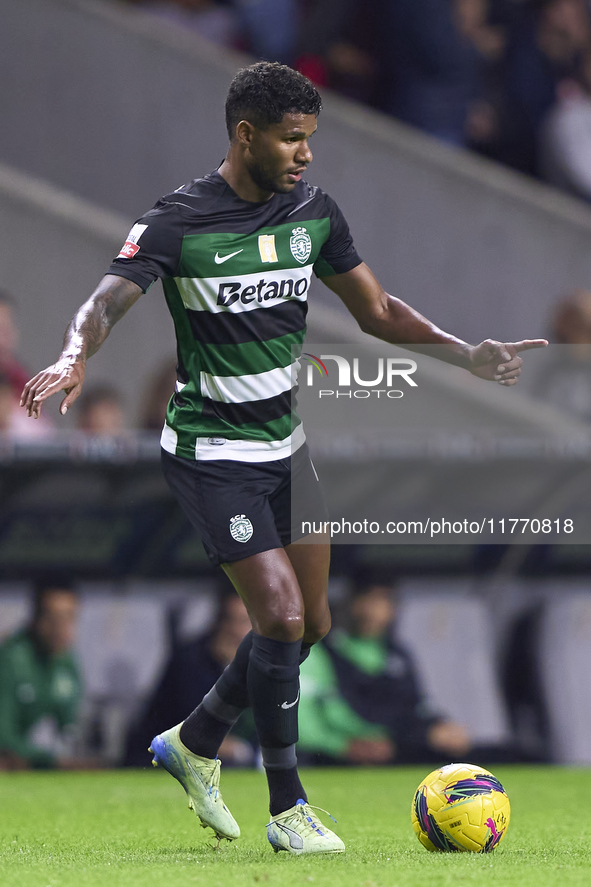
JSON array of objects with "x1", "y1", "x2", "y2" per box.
[
  {"x1": 245, "y1": 113, "x2": 317, "y2": 195},
  {"x1": 351, "y1": 586, "x2": 395, "y2": 638},
  {"x1": 34, "y1": 590, "x2": 79, "y2": 655}
]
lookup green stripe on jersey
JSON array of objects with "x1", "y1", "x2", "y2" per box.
[
  {"x1": 178, "y1": 218, "x2": 330, "y2": 279},
  {"x1": 313, "y1": 254, "x2": 338, "y2": 278}
]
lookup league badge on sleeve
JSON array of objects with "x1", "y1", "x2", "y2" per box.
[
  {"x1": 290, "y1": 227, "x2": 312, "y2": 264},
  {"x1": 117, "y1": 223, "x2": 148, "y2": 259}
]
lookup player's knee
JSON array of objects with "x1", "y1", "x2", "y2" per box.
[
  {"x1": 252, "y1": 572, "x2": 305, "y2": 641},
  {"x1": 259, "y1": 611, "x2": 305, "y2": 642},
  {"x1": 303, "y1": 611, "x2": 331, "y2": 645}
]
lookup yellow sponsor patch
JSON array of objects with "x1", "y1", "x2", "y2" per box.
[{"x1": 258, "y1": 234, "x2": 278, "y2": 263}]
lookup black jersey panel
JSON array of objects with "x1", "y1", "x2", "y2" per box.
[
  {"x1": 109, "y1": 174, "x2": 361, "y2": 283},
  {"x1": 106, "y1": 267, "x2": 155, "y2": 295},
  {"x1": 108, "y1": 202, "x2": 184, "y2": 288},
  {"x1": 161, "y1": 173, "x2": 320, "y2": 235},
  {"x1": 186, "y1": 300, "x2": 307, "y2": 346},
  {"x1": 201, "y1": 388, "x2": 294, "y2": 426},
  {"x1": 314, "y1": 192, "x2": 362, "y2": 276}
]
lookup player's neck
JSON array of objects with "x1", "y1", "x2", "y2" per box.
[{"x1": 218, "y1": 156, "x2": 273, "y2": 204}]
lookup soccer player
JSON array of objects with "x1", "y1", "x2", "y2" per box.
[{"x1": 20, "y1": 62, "x2": 546, "y2": 854}]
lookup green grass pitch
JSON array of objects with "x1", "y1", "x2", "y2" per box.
[{"x1": 2, "y1": 766, "x2": 591, "y2": 887}]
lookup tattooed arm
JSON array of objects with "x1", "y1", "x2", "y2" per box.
[{"x1": 21, "y1": 275, "x2": 143, "y2": 418}]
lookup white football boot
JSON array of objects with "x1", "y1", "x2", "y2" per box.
[
  {"x1": 266, "y1": 799, "x2": 345, "y2": 854},
  {"x1": 149, "y1": 722, "x2": 240, "y2": 841}
]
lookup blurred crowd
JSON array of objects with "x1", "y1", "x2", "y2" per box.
[
  {"x1": 120, "y1": 0, "x2": 591, "y2": 202},
  {"x1": 0, "y1": 569, "x2": 544, "y2": 770}
]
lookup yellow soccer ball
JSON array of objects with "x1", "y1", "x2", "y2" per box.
[{"x1": 411, "y1": 763, "x2": 510, "y2": 852}]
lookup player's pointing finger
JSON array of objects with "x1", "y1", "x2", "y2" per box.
[{"x1": 510, "y1": 339, "x2": 549, "y2": 353}]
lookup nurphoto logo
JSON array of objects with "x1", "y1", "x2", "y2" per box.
[{"x1": 301, "y1": 353, "x2": 418, "y2": 399}]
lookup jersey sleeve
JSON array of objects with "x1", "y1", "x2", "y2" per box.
[
  {"x1": 107, "y1": 201, "x2": 184, "y2": 293},
  {"x1": 313, "y1": 192, "x2": 362, "y2": 278}
]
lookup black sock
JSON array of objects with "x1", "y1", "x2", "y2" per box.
[
  {"x1": 178, "y1": 631, "x2": 254, "y2": 758},
  {"x1": 247, "y1": 634, "x2": 301, "y2": 748},
  {"x1": 214, "y1": 630, "x2": 253, "y2": 709},
  {"x1": 266, "y1": 765, "x2": 308, "y2": 817},
  {"x1": 246, "y1": 634, "x2": 307, "y2": 815},
  {"x1": 179, "y1": 703, "x2": 230, "y2": 758},
  {"x1": 299, "y1": 641, "x2": 312, "y2": 664}
]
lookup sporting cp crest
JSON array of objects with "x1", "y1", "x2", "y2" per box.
[
  {"x1": 229, "y1": 514, "x2": 254, "y2": 543},
  {"x1": 290, "y1": 227, "x2": 312, "y2": 264}
]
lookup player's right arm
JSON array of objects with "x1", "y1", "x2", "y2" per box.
[{"x1": 20, "y1": 274, "x2": 142, "y2": 418}]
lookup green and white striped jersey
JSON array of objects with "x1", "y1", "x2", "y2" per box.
[{"x1": 109, "y1": 171, "x2": 362, "y2": 462}]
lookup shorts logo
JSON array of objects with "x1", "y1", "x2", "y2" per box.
[
  {"x1": 229, "y1": 514, "x2": 253, "y2": 543},
  {"x1": 290, "y1": 227, "x2": 312, "y2": 264},
  {"x1": 117, "y1": 223, "x2": 148, "y2": 259}
]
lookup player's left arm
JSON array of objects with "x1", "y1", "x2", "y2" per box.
[
  {"x1": 320, "y1": 262, "x2": 547, "y2": 385},
  {"x1": 21, "y1": 274, "x2": 143, "y2": 418}
]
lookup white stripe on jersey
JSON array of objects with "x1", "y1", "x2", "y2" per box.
[
  {"x1": 160, "y1": 422, "x2": 178, "y2": 453},
  {"x1": 176, "y1": 266, "x2": 313, "y2": 314},
  {"x1": 199, "y1": 361, "x2": 298, "y2": 404},
  {"x1": 160, "y1": 415, "x2": 306, "y2": 462},
  {"x1": 193, "y1": 422, "x2": 306, "y2": 462}
]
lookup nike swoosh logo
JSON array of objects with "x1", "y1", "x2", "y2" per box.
[
  {"x1": 214, "y1": 249, "x2": 243, "y2": 264},
  {"x1": 280, "y1": 690, "x2": 300, "y2": 710}
]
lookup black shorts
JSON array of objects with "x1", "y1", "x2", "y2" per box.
[{"x1": 161, "y1": 444, "x2": 328, "y2": 567}]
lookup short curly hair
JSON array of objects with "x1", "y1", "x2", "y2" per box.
[{"x1": 225, "y1": 62, "x2": 322, "y2": 140}]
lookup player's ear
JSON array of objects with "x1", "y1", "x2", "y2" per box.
[{"x1": 235, "y1": 119, "x2": 255, "y2": 147}]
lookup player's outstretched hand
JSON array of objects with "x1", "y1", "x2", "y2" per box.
[
  {"x1": 20, "y1": 358, "x2": 86, "y2": 418},
  {"x1": 469, "y1": 338, "x2": 548, "y2": 385}
]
